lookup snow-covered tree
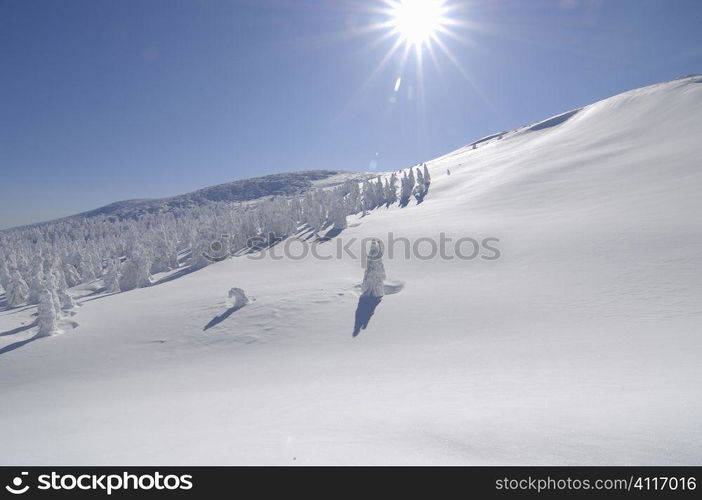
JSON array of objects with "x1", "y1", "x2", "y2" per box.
[
  {"x1": 63, "y1": 262, "x2": 82, "y2": 287},
  {"x1": 27, "y1": 260, "x2": 45, "y2": 305},
  {"x1": 385, "y1": 175, "x2": 398, "y2": 205},
  {"x1": 304, "y1": 191, "x2": 326, "y2": 236},
  {"x1": 104, "y1": 259, "x2": 121, "y2": 293},
  {"x1": 423, "y1": 164, "x2": 431, "y2": 185},
  {"x1": 5, "y1": 270, "x2": 29, "y2": 307},
  {"x1": 0, "y1": 258, "x2": 10, "y2": 290},
  {"x1": 361, "y1": 239, "x2": 386, "y2": 298},
  {"x1": 373, "y1": 176, "x2": 385, "y2": 207},
  {"x1": 331, "y1": 196, "x2": 348, "y2": 231},
  {"x1": 189, "y1": 230, "x2": 213, "y2": 271},
  {"x1": 400, "y1": 170, "x2": 415, "y2": 206},
  {"x1": 361, "y1": 180, "x2": 376, "y2": 214},
  {"x1": 346, "y1": 179, "x2": 362, "y2": 214},
  {"x1": 150, "y1": 233, "x2": 179, "y2": 274},
  {"x1": 227, "y1": 287, "x2": 249, "y2": 308},
  {"x1": 416, "y1": 167, "x2": 425, "y2": 187},
  {"x1": 51, "y1": 267, "x2": 75, "y2": 310},
  {"x1": 37, "y1": 287, "x2": 60, "y2": 337},
  {"x1": 119, "y1": 259, "x2": 141, "y2": 291},
  {"x1": 45, "y1": 272, "x2": 61, "y2": 314},
  {"x1": 70, "y1": 250, "x2": 96, "y2": 283},
  {"x1": 119, "y1": 247, "x2": 151, "y2": 291}
]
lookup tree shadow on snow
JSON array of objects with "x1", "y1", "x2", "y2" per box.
[
  {"x1": 317, "y1": 226, "x2": 344, "y2": 243},
  {"x1": 76, "y1": 286, "x2": 107, "y2": 300},
  {"x1": 0, "y1": 294, "x2": 37, "y2": 315},
  {"x1": 79, "y1": 291, "x2": 121, "y2": 305},
  {"x1": 0, "y1": 319, "x2": 38, "y2": 337},
  {"x1": 0, "y1": 334, "x2": 41, "y2": 357},
  {"x1": 153, "y1": 266, "x2": 197, "y2": 286},
  {"x1": 203, "y1": 304, "x2": 247, "y2": 331},
  {"x1": 352, "y1": 296, "x2": 382, "y2": 337}
]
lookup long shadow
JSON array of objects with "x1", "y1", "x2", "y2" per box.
[
  {"x1": 79, "y1": 291, "x2": 121, "y2": 304},
  {"x1": 203, "y1": 304, "x2": 247, "y2": 331},
  {"x1": 353, "y1": 296, "x2": 382, "y2": 337},
  {"x1": 154, "y1": 266, "x2": 196, "y2": 286},
  {"x1": 317, "y1": 226, "x2": 344, "y2": 243},
  {"x1": 1, "y1": 319, "x2": 37, "y2": 337},
  {"x1": 76, "y1": 285, "x2": 107, "y2": 300},
  {"x1": 0, "y1": 335, "x2": 40, "y2": 356}
]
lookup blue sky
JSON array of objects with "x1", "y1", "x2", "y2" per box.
[{"x1": 1, "y1": 0, "x2": 700, "y2": 229}]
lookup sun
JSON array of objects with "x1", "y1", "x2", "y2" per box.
[{"x1": 388, "y1": 0, "x2": 448, "y2": 48}]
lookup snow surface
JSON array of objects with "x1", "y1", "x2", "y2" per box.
[{"x1": 1, "y1": 76, "x2": 701, "y2": 465}]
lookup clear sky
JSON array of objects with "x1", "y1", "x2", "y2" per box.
[{"x1": 1, "y1": 0, "x2": 700, "y2": 229}]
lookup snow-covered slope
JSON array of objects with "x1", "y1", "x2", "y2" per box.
[{"x1": 1, "y1": 76, "x2": 701, "y2": 465}]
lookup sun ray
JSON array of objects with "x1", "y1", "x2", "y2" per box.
[
  {"x1": 431, "y1": 35, "x2": 503, "y2": 122},
  {"x1": 329, "y1": 35, "x2": 409, "y2": 125}
]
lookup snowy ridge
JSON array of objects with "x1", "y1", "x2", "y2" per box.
[
  {"x1": 1, "y1": 76, "x2": 701, "y2": 465},
  {"x1": 2, "y1": 170, "x2": 371, "y2": 227}
]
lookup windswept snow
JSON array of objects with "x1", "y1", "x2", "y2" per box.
[{"x1": 1, "y1": 76, "x2": 701, "y2": 465}]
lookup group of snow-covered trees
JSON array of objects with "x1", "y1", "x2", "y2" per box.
[
  {"x1": 400, "y1": 163, "x2": 431, "y2": 206},
  {"x1": 0, "y1": 166, "x2": 433, "y2": 313},
  {"x1": 0, "y1": 254, "x2": 76, "y2": 336}
]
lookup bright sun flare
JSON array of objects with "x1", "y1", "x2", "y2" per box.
[{"x1": 389, "y1": 0, "x2": 447, "y2": 47}]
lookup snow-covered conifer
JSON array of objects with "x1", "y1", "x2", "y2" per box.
[
  {"x1": 151, "y1": 234, "x2": 178, "y2": 274},
  {"x1": 119, "y1": 260, "x2": 140, "y2": 291},
  {"x1": 227, "y1": 287, "x2": 249, "y2": 308},
  {"x1": 305, "y1": 193, "x2": 326, "y2": 236},
  {"x1": 0, "y1": 258, "x2": 10, "y2": 290},
  {"x1": 331, "y1": 197, "x2": 348, "y2": 231},
  {"x1": 347, "y1": 180, "x2": 362, "y2": 214},
  {"x1": 43, "y1": 270, "x2": 62, "y2": 314},
  {"x1": 387, "y1": 173, "x2": 398, "y2": 204},
  {"x1": 373, "y1": 177, "x2": 384, "y2": 207},
  {"x1": 362, "y1": 180, "x2": 376, "y2": 214},
  {"x1": 104, "y1": 259, "x2": 121, "y2": 293},
  {"x1": 189, "y1": 231, "x2": 213, "y2": 271},
  {"x1": 37, "y1": 288, "x2": 60, "y2": 337},
  {"x1": 400, "y1": 171, "x2": 414, "y2": 206},
  {"x1": 416, "y1": 167, "x2": 425, "y2": 187},
  {"x1": 119, "y1": 247, "x2": 152, "y2": 291},
  {"x1": 63, "y1": 262, "x2": 82, "y2": 287},
  {"x1": 51, "y1": 267, "x2": 75, "y2": 310},
  {"x1": 5, "y1": 270, "x2": 29, "y2": 307},
  {"x1": 27, "y1": 260, "x2": 45, "y2": 305},
  {"x1": 361, "y1": 239, "x2": 386, "y2": 298}
]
